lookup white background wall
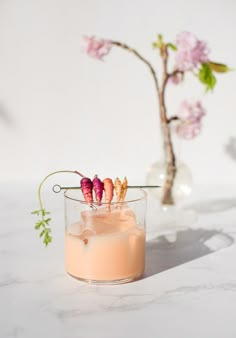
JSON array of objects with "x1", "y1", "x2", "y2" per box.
[{"x1": 0, "y1": 0, "x2": 235, "y2": 186}]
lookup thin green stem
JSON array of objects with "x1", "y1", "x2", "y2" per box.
[
  {"x1": 37, "y1": 170, "x2": 84, "y2": 213},
  {"x1": 34, "y1": 169, "x2": 85, "y2": 246}
]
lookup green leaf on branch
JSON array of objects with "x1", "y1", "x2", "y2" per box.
[
  {"x1": 43, "y1": 230, "x2": 52, "y2": 246},
  {"x1": 31, "y1": 210, "x2": 40, "y2": 216},
  {"x1": 167, "y1": 43, "x2": 177, "y2": 51},
  {"x1": 40, "y1": 229, "x2": 45, "y2": 238},
  {"x1": 208, "y1": 61, "x2": 232, "y2": 73},
  {"x1": 198, "y1": 63, "x2": 217, "y2": 91},
  {"x1": 41, "y1": 208, "x2": 50, "y2": 216},
  {"x1": 152, "y1": 34, "x2": 164, "y2": 49},
  {"x1": 35, "y1": 220, "x2": 43, "y2": 230}
]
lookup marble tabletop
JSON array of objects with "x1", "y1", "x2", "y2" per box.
[{"x1": 1, "y1": 183, "x2": 236, "y2": 338}]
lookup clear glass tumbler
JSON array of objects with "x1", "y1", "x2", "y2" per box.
[{"x1": 64, "y1": 188, "x2": 147, "y2": 284}]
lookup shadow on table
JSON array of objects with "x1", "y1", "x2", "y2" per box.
[
  {"x1": 185, "y1": 198, "x2": 236, "y2": 214},
  {"x1": 0, "y1": 101, "x2": 15, "y2": 127},
  {"x1": 144, "y1": 228, "x2": 234, "y2": 279},
  {"x1": 225, "y1": 136, "x2": 236, "y2": 161}
]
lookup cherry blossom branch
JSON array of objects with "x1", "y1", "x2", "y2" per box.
[
  {"x1": 83, "y1": 33, "x2": 229, "y2": 205},
  {"x1": 158, "y1": 45, "x2": 177, "y2": 204},
  {"x1": 167, "y1": 116, "x2": 179, "y2": 123},
  {"x1": 158, "y1": 45, "x2": 169, "y2": 123},
  {"x1": 167, "y1": 69, "x2": 184, "y2": 80},
  {"x1": 112, "y1": 40, "x2": 178, "y2": 204}
]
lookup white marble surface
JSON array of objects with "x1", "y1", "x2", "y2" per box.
[{"x1": 1, "y1": 183, "x2": 236, "y2": 338}]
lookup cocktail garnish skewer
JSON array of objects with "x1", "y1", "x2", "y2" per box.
[{"x1": 53, "y1": 184, "x2": 161, "y2": 193}]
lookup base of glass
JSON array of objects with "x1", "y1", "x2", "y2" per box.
[{"x1": 67, "y1": 272, "x2": 143, "y2": 285}]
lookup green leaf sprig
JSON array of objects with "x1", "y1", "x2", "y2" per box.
[
  {"x1": 152, "y1": 34, "x2": 177, "y2": 52},
  {"x1": 32, "y1": 170, "x2": 84, "y2": 246},
  {"x1": 152, "y1": 34, "x2": 164, "y2": 49},
  {"x1": 31, "y1": 208, "x2": 52, "y2": 245}
]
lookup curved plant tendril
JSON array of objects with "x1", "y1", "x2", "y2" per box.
[{"x1": 31, "y1": 170, "x2": 84, "y2": 246}]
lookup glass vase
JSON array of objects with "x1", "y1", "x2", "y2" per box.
[
  {"x1": 146, "y1": 129, "x2": 197, "y2": 238},
  {"x1": 146, "y1": 159, "x2": 193, "y2": 203}
]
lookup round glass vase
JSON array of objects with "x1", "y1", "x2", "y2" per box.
[
  {"x1": 146, "y1": 131, "x2": 197, "y2": 237},
  {"x1": 146, "y1": 159, "x2": 193, "y2": 203},
  {"x1": 64, "y1": 188, "x2": 147, "y2": 285}
]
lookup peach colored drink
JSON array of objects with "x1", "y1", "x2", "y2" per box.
[{"x1": 65, "y1": 207, "x2": 145, "y2": 282}]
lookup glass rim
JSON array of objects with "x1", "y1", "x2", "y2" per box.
[{"x1": 64, "y1": 187, "x2": 147, "y2": 205}]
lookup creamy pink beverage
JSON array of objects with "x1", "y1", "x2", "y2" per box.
[{"x1": 65, "y1": 206, "x2": 145, "y2": 282}]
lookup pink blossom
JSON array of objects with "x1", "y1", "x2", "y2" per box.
[
  {"x1": 176, "y1": 100, "x2": 206, "y2": 140},
  {"x1": 175, "y1": 31, "x2": 209, "y2": 71},
  {"x1": 83, "y1": 36, "x2": 112, "y2": 60}
]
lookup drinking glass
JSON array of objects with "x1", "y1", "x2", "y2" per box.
[{"x1": 64, "y1": 188, "x2": 147, "y2": 284}]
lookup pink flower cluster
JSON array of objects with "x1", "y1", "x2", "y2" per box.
[
  {"x1": 175, "y1": 31, "x2": 209, "y2": 71},
  {"x1": 83, "y1": 36, "x2": 112, "y2": 60},
  {"x1": 176, "y1": 100, "x2": 206, "y2": 139}
]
